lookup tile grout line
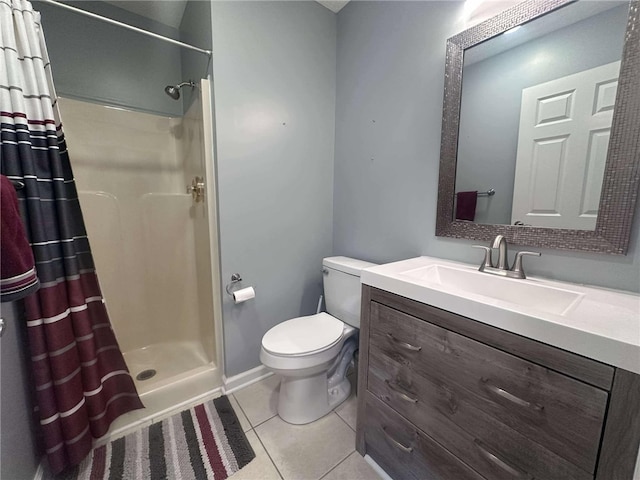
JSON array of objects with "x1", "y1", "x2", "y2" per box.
[
  {"x1": 334, "y1": 410, "x2": 355, "y2": 432},
  {"x1": 318, "y1": 448, "x2": 356, "y2": 480},
  {"x1": 232, "y1": 377, "x2": 279, "y2": 430},
  {"x1": 229, "y1": 393, "x2": 254, "y2": 435},
  {"x1": 254, "y1": 413, "x2": 354, "y2": 480},
  {"x1": 231, "y1": 393, "x2": 284, "y2": 480},
  {"x1": 315, "y1": 411, "x2": 357, "y2": 479},
  {"x1": 233, "y1": 380, "x2": 359, "y2": 480},
  {"x1": 251, "y1": 413, "x2": 278, "y2": 430},
  {"x1": 254, "y1": 425, "x2": 286, "y2": 480},
  {"x1": 229, "y1": 382, "x2": 277, "y2": 431},
  {"x1": 334, "y1": 402, "x2": 357, "y2": 432}
]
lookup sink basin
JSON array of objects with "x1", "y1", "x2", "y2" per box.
[
  {"x1": 360, "y1": 256, "x2": 640, "y2": 374},
  {"x1": 400, "y1": 265, "x2": 583, "y2": 316}
]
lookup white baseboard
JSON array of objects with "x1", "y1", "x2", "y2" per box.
[
  {"x1": 222, "y1": 365, "x2": 272, "y2": 394},
  {"x1": 364, "y1": 454, "x2": 395, "y2": 480},
  {"x1": 33, "y1": 458, "x2": 46, "y2": 480}
]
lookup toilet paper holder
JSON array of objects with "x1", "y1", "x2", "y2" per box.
[{"x1": 225, "y1": 273, "x2": 243, "y2": 296}]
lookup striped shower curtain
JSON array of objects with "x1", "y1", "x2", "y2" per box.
[{"x1": 0, "y1": 0, "x2": 143, "y2": 474}]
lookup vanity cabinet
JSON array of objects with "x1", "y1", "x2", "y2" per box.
[{"x1": 356, "y1": 286, "x2": 640, "y2": 480}]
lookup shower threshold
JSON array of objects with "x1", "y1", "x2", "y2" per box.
[{"x1": 99, "y1": 364, "x2": 221, "y2": 446}]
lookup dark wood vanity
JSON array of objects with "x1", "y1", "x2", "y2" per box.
[
  {"x1": 360, "y1": 0, "x2": 640, "y2": 476},
  {"x1": 356, "y1": 285, "x2": 640, "y2": 480}
]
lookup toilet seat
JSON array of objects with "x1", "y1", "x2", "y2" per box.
[
  {"x1": 259, "y1": 256, "x2": 373, "y2": 425},
  {"x1": 262, "y1": 312, "x2": 345, "y2": 357}
]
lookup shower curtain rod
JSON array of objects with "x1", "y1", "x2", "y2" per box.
[{"x1": 38, "y1": 0, "x2": 213, "y2": 57}]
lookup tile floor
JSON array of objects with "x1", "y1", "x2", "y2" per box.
[{"x1": 227, "y1": 374, "x2": 383, "y2": 480}]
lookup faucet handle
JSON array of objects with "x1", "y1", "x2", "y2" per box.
[
  {"x1": 472, "y1": 245, "x2": 493, "y2": 271},
  {"x1": 511, "y1": 251, "x2": 541, "y2": 279}
]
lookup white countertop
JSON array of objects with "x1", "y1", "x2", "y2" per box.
[{"x1": 361, "y1": 256, "x2": 640, "y2": 374}]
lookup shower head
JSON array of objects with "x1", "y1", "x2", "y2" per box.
[{"x1": 164, "y1": 80, "x2": 196, "y2": 100}]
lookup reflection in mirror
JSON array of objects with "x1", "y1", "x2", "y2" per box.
[
  {"x1": 455, "y1": 1, "x2": 628, "y2": 229},
  {"x1": 436, "y1": 0, "x2": 640, "y2": 254}
]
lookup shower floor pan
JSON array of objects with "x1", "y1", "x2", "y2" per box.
[
  {"x1": 102, "y1": 341, "x2": 221, "y2": 445},
  {"x1": 123, "y1": 340, "x2": 212, "y2": 395}
]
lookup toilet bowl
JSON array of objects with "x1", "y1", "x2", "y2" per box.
[{"x1": 260, "y1": 257, "x2": 376, "y2": 424}]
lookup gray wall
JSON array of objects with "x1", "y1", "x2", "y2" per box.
[
  {"x1": 457, "y1": 5, "x2": 628, "y2": 224},
  {"x1": 334, "y1": 1, "x2": 640, "y2": 293},
  {"x1": 211, "y1": 2, "x2": 337, "y2": 376},
  {"x1": 34, "y1": 1, "x2": 184, "y2": 116},
  {"x1": 0, "y1": 302, "x2": 40, "y2": 480},
  {"x1": 26, "y1": 0, "x2": 640, "y2": 388},
  {"x1": 179, "y1": 0, "x2": 213, "y2": 113}
]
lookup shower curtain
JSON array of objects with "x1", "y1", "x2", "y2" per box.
[{"x1": 0, "y1": 0, "x2": 143, "y2": 473}]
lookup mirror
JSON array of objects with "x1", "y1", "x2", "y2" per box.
[{"x1": 436, "y1": 0, "x2": 640, "y2": 254}]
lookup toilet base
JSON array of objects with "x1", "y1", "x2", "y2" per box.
[
  {"x1": 277, "y1": 373, "x2": 351, "y2": 425},
  {"x1": 263, "y1": 332, "x2": 358, "y2": 425}
]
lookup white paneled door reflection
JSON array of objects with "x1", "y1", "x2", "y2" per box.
[{"x1": 511, "y1": 61, "x2": 620, "y2": 229}]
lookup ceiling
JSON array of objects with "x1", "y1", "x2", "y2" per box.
[
  {"x1": 104, "y1": 0, "x2": 350, "y2": 30},
  {"x1": 316, "y1": 1, "x2": 350, "y2": 13},
  {"x1": 104, "y1": 1, "x2": 188, "y2": 29}
]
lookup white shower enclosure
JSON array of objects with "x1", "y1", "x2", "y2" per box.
[{"x1": 59, "y1": 79, "x2": 223, "y2": 404}]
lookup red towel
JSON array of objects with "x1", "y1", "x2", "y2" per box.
[
  {"x1": 1, "y1": 175, "x2": 39, "y2": 302},
  {"x1": 455, "y1": 191, "x2": 478, "y2": 221}
]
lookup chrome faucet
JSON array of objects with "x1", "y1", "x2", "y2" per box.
[
  {"x1": 472, "y1": 235, "x2": 541, "y2": 279},
  {"x1": 491, "y1": 235, "x2": 509, "y2": 270}
]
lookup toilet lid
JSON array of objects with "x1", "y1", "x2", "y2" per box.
[{"x1": 262, "y1": 312, "x2": 345, "y2": 356}]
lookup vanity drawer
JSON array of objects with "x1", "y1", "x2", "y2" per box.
[
  {"x1": 368, "y1": 301, "x2": 608, "y2": 475},
  {"x1": 368, "y1": 348, "x2": 592, "y2": 480},
  {"x1": 362, "y1": 391, "x2": 484, "y2": 480}
]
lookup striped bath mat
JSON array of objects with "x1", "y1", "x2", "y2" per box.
[{"x1": 56, "y1": 395, "x2": 255, "y2": 479}]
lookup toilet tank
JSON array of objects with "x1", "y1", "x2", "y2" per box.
[{"x1": 322, "y1": 256, "x2": 377, "y2": 328}]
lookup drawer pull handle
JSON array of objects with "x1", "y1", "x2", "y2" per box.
[
  {"x1": 474, "y1": 439, "x2": 529, "y2": 478},
  {"x1": 386, "y1": 333, "x2": 422, "y2": 352},
  {"x1": 385, "y1": 380, "x2": 418, "y2": 403},
  {"x1": 483, "y1": 380, "x2": 544, "y2": 412},
  {"x1": 382, "y1": 426, "x2": 414, "y2": 453}
]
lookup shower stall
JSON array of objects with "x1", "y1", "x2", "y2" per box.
[
  {"x1": 33, "y1": 0, "x2": 223, "y2": 433},
  {"x1": 59, "y1": 78, "x2": 222, "y2": 407},
  {"x1": 58, "y1": 79, "x2": 222, "y2": 403}
]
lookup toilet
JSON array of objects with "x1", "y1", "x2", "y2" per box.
[{"x1": 260, "y1": 256, "x2": 376, "y2": 424}]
